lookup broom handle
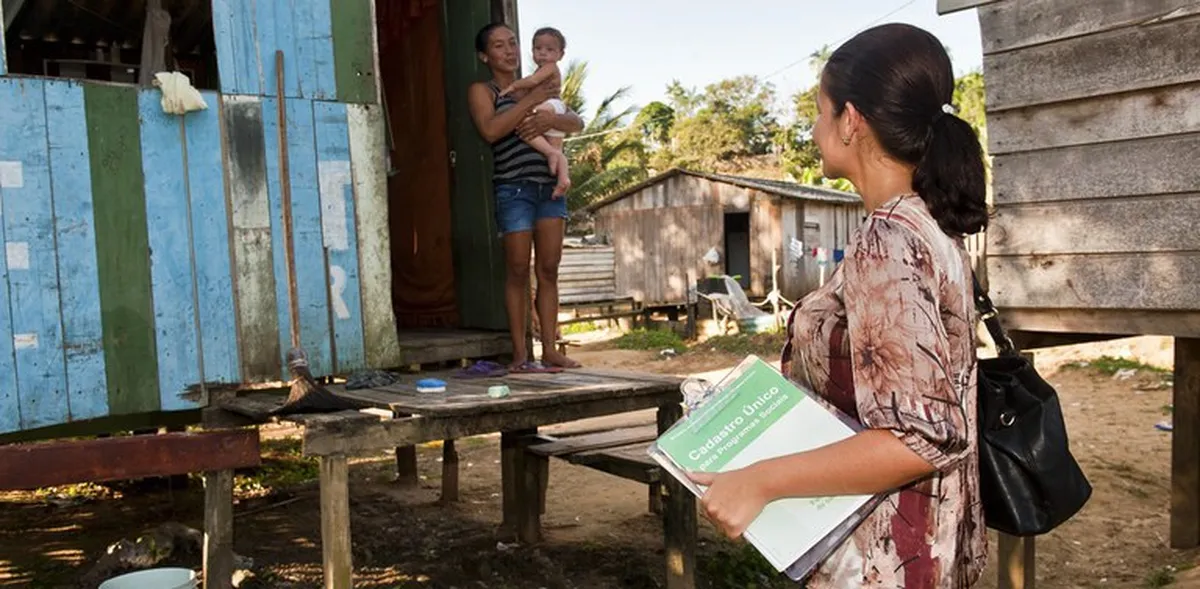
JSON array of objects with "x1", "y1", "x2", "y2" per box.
[{"x1": 276, "y1": 50, "x2": 302, "y2": 350}]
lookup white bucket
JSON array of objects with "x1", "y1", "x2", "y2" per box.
[{"x1": 98, "y1": 568, "x2": 198, "y2": 589}]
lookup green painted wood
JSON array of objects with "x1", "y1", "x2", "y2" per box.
[
  {"x1": 331, "y1": 0, "x2": 378, "y2": 104},
  {"x1": 442, "y1": 0, "x2": 508, "y2": 331},
  {"x1": 84, "y1": 83, "x2": 161, "y2": 415}
]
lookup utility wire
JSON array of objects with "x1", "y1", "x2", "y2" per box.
[{"x1": 762, "y1": 0, "x2": 921, "y2": 81}]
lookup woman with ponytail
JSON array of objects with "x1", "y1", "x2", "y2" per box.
[{"x1": 685, "y1": 24, "x2": 988, "y2": 588}]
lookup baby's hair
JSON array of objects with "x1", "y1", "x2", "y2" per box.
[{"x1": 533, "y1": 27, "x2": 566, "y2": 51}]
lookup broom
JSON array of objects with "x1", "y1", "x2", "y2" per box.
[{"x1": 271, "y1": 50, "x2": 359, "y2": 416}]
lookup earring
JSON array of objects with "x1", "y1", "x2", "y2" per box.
[{"x1": 841, "y1": 136, "x2": 851, "y2": 145}]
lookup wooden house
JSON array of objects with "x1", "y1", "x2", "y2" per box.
[
  {"x1": 938, "y1": 0, "x2": 1200, "y2": 585},
  {"x1": 587, "y1": 168, "x2": 865, "y2": 307},
  {"x1": 0, "y1": 0, "x2": 519, "y2": 441}
]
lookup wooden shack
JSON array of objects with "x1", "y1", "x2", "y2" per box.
[
  {"x1": 587, "y1": 168, "x2": 865, "y2": 307},
  {"x1": 938, "y1": 0, "x2": 1200, "y2": 585},
  {"x1": 0, "y1": 0, "x2": 519, "y2": 440}
]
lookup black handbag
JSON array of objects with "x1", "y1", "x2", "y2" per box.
[{"x1": 972, "y1": 274, "x2": 1093, "y2": 536}]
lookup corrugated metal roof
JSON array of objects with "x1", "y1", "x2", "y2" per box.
[{"x1": 586, "y1": 168, "x2": 861, "y2": 213}]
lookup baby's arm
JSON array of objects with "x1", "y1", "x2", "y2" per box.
[{"x1": 501, "y1": 63, "x2": 560, "y2": 95}]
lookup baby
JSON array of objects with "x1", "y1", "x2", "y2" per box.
[{"x1": 501, "y1": 27, "x2": 571, "y2": 197}]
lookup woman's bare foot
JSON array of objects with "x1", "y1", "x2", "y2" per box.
[{"x1": 542, "y1": 349, "x2": 580, "y2": 369}]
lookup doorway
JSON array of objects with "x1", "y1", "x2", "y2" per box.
[
  {"x1": 724, "y1": 212, "x2": 751, "y2": 289},
  {"x1": 377, "y1": 0, "x2": 459, "y2": 328}
]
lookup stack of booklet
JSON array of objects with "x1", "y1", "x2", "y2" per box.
[{"x1": 647, "y1": 355, "x2": 883, "y2": 581}]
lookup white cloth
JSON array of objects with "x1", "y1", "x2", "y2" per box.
[
  {"x1": 541, "y1": 98, "x2": 566, "y2": 138},
  {"x1": 154, "y1": 72, "x2": 208, "y2": 114}
]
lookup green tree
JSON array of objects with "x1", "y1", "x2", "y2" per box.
[
  {"x1": 653, "y1": 75, "x2": 780, "y2": 169},
  {"x1": 953, "y1": 70, "x2": 987, "y2": 152},
  {"x1": 560, "y1": 61, "x2": 647, "y2": 212}
]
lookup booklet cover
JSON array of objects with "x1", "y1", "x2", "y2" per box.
[{"x1": 647, "y1": 355, "x2": 883, "y2": 581}]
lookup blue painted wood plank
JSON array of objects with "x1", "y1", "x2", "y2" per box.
[
  {"x1": 211, "y1": 0, "x2": 240, "y2": 94},
  {"x1": 45, "y1": 80, "x2": 108, "y2": 422},
  {"x1": 234, "y1": 0, "x2": 262, "y2": 95},
  {"x1": 0, "y1": 2, "x2": 7, "y2": 77},
  {"x1": 259, "y1": 97, "x2": 294, "y2": 374},
  {"x1": 0, "y1": 94, "x2": 19, "y2": 433},
  {"x1": 185, "y1": 91, "x2": 241, "y2": 387},
  {"x1": 310, "y1": 0, "x2": 337, "y2": 100},
  {"x1": 257, "y1": 0, "x2": 303, "y2": 98},
  {"x1": 313, "y1": 101, "x2": 365, "y2": 373},
  {"x1": 212, "y1": 0, "x2": 261, "y2": 95},
  {"x1": 0, "y1": 78, "x2": 70, "y2": 430},
  {"x1": 296, "y1": 0, "x2": 337, "y2": 100},
  {"x1": 138, "y1": 90, "x2": 201, "y2": 412},
  {"x1": 255, "y1": 0, "x2": 278, "y2": 96},
  {"x1": 284, "y1": 99, "x2": 333, "y2": 376}
]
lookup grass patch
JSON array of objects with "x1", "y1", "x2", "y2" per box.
[
  {"x1": 562, "y1": 321, "x2": 603, "y2": 335},
  {"x1": 701, "y1": 539, "x2": 793, "y2": 589},
  {"x1": 613, "y1": 329, "x2": 688, "y2": 353},
  {"x1": 233, "y1": 437, "x2": 318, "y2": 498},
  {"x1": 1071, "y1": 355, "x2": 1170, "y2": 376},
  {"x1": 701, "y1": 331, "x2": 788, "y2": 358},
  {"x1": 1146, "y1": 565, "x2": 1177, "y2": 588},
  {"x1": 28, "y1": 481, "x2": 120, "y2": 503}
]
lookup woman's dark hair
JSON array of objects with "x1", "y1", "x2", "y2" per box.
[
  {"x1": 474, "y1": 22, "x2": 509, "y2": 53},
  {"x1": 824, "y1": 23, "x2": 988, "y2": 237},
  {"x1": 533, "y1": 27, "x2": 567, "y2": 50}
]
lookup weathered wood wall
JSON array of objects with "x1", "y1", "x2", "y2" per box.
[
  {"x1": 780, "y1": 201, "x2": 867, "y2": 299},
  {"x1": 594, "y1": 174, "x2": 864, "y2": 306},
  {"x1": 554, "y1": 247, "x2": 618, "y2": 305},
  {"x1": 0, "y1": 0, "x2": 400, "y2": 435},
  {"x1": 969, "y1": 0, "x2": 1200, "y2": 336}
]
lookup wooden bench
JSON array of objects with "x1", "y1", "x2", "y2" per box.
[{"x1": 524, "y1": 425, "x2": 666, "y2": 516}]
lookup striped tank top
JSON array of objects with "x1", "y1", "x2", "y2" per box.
[{"x1": 489, "y1": 81, "x2": 555, "y2": 185}]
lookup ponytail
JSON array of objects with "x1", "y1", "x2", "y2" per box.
[
  {"x1": 823, "y1": 23, "x2": 990, "y2": 237},
  {"x1": 913, "y1": 111, "x2": 989, "y2": 237}
]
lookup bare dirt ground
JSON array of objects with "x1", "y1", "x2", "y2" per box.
[{"x1": 1, "y1": 334, "x2": 1196, "y2": 588}]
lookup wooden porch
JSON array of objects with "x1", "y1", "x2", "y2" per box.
[{"x1": 210, "y1": 367, "x2": 698, "y2": 589}]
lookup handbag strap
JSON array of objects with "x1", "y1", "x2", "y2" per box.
[{"x1": 972, "y1": 273, "x2": 1019, "y2": 357}]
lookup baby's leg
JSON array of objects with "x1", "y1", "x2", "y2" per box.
[
  {"x1": 546, "y1": 138, "x2": 571, "y2": 197},
  {"x1": 525, "y1": 104, "x2": 571, "y2": 196}
]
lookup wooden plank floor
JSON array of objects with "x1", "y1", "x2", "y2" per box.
[
  {"x1": 395, "y1": 329, "x2": 511, "y2": 366},
  {"x1": 219, "y1": 368, "x2": 684, "y2": 422}
]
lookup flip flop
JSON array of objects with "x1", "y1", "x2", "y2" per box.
[
  {"x1": 457, "y1": 360, "x2": 509, "y2": 379},
  {"x1": 511, "y1": 361, "x2": 563, "y2": 374}
]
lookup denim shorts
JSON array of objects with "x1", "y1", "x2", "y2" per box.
[{"x1": 494, "y1": 181, "x2": 568, "y2": 235}]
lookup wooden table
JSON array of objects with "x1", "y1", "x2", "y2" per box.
[{"x1": 219, "y1": 368, "x2": 697, "y2": 589}]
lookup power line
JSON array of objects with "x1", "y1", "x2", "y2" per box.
[
  {"x1": 762, "y1": 0, "x2": 921, "y2": 81},
  {"x1": 564, "y1": 124, "x2": 634, "y2": 142}
]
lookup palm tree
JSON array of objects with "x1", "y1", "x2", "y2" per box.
[{"x1": 559, "y1": 60, "x2": 648, "y2": 213}]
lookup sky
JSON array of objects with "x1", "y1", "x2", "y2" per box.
[{"x1": 516, "y1": 0, "x2": 984, "y2": 119}]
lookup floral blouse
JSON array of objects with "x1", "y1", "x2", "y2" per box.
[{"x1": 782, "y1": 195, "x2": 986, "y2": 588}]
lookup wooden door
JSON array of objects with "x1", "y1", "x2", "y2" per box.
[
  {"x1": 378, "y1": 0, "x2": 460, "y2": 328},
  {"x1": 440, "y1": 0, "x2": 509, "y2": 330}
]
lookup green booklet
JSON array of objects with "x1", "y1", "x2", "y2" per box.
[{"x1": 648, "y1": 355, "x2": 882, "y2": 581}]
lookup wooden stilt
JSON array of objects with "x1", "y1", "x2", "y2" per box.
[
  {"x1": 1172, "y1": 338, "x2": 1200, "y2": 548},
  {"x1": 392, "y1": 410, "x2": 418, "y2": 487},
  {"x1": 320, "y1": 455, "x2": 353, "y2": 589},
  {"x1": 658, "y1": 403, "x2": 696, "y2": 589},
  {"x1": 500, "y1": 429, "x2": 534, "y2": 535},
  {"x1": 202, "y1": 469, "x2": 234, "y2": 589},
  {"x1": 441, "y1": 439, "x2": 459, "y2": 503}
]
